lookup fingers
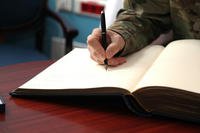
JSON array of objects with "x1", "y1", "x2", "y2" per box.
[
  {"x1": 87, "y1": 28, "x2": 126, "y2": 67},
  {"x1": 87, "y1": 28, "x2": 105, "y2": 64},
  {"x1": 107, "y1": 57, "x2": 126, "y2": 66}
]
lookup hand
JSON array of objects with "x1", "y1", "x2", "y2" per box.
[{"x1": 87, "y1": 28, "x2": 126, "y2": 66}]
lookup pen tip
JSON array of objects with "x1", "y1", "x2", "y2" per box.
[{"x1": 105, "y1": 65, "x2": 108, "y2": 71}]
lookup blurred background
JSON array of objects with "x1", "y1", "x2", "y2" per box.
[{"x1": 0, "y1": 0, "x2": 112, "y2": 66}]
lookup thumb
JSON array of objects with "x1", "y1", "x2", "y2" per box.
[
  {"x1": 106, "y1": 42, "x2": 120, "y2": 59},
  {"x1": 106, "y1": 41, "x2": 124, "y2": 59},
  {"x1": 106, "y1": 30, "x2": 125, "y2": 59}
]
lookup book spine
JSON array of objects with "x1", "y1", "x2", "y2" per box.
[{"x1": 122, "y1": 95, "x2": 150, "y2": 117}]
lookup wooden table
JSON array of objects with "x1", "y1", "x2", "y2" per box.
[{"x1": 0, "y1": 61, "x2": 199, "y2": 133}]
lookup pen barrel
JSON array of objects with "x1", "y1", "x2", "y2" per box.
[
  {"x1": 101, "y1": 32, "x2": 107, "y2": 50},
  {"x1": 101, "y1": 10, "x2": 108, "y2": 66},
  {"x1": 101, "y1": 11, "x2": 107, "y2": 50}
]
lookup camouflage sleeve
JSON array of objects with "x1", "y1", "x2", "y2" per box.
[{"x1": 108, "y1": 0, "x2": 172, "y2": 56}]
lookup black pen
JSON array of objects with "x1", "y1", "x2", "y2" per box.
[{"x1": 100, "y1": 10, "x2": 108, "y2": 70}]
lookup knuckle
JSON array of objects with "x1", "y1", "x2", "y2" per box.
[
  {"x1": 93, "y1": 28, "x2": 101, "y2": 33},
  {"x1": 87, "y1": 36, "x2": 96, "y2": 47}
]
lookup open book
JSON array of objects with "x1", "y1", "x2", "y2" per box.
[{"x1": 10, "y1": 39, "x2": 200, "y2": 122}]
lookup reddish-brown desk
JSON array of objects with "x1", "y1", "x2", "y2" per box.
[{"x1": 0, "y1": 61, "x2": 199, "y2": 133}]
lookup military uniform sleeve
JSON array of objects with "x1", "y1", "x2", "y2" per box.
[{"x1": 108, "y1": 0, "x2": 172, "y2": 56}]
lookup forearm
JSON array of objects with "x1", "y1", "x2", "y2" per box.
[{"x1": 108, "y1": 0, "x2": 172, "y2": 56}]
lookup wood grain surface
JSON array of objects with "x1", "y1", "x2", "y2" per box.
[{"x1": 0, "y1": 61, "x2": 199, "y2": 133}]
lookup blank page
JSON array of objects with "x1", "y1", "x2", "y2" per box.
[
  {"x1": 135, "y1": 39, "x2": 200, "y2": 94},
  {"x1": 19, "y1": 45, "x2": 164, "y2": 92}
]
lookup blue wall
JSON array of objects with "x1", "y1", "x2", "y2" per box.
[
  {"x1": 59, "y1": 12, "x2": 100, "y2": 44},
  {"x1": 44, "y1": 0, "x2": 100, "y2": 56}
]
